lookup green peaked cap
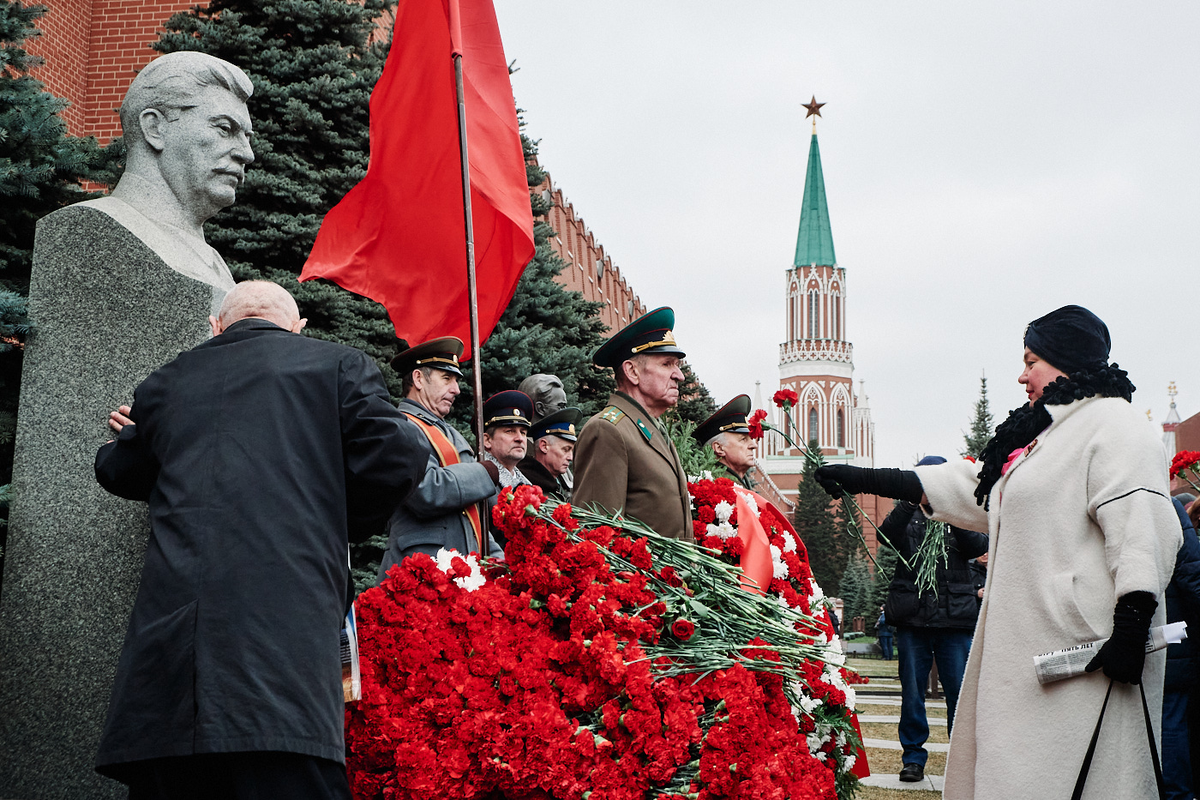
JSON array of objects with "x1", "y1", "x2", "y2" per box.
[
  {"x1": 693, "y1": 394, "x2": 752, "y2": 446},
  {"x1": 592, "y1": 306, "x2": 686, "y2": 368}
]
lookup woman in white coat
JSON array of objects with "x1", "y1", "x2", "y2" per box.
[{"x1": 815, "y1": 305, "x2": 1180, "y2": 799}]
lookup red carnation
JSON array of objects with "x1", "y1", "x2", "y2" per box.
[
  {"x1": 1171, "y1": 450, "x2": 1200, "y2": 478},
  {"x1": 671, "y1": 619, "x2": 696, "y2": 641},
  {"x1": 747, "y1": 409, "x2": 768, "y2": 440},
  {"x1": 772, "y1": 389, "x2": 798, "y2": 409}
]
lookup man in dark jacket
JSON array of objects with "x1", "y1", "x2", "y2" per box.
[
  {"x1": 519, "y1": 407, "x2": 582, "y2": 500},
  {"x1": 880, "y1": 455, "x2": 988, "y2": 784},
  {"x1": 1162, "y1": 494, "x2": 1200, "y2": 799},
  {"x1": 93, "y1": 281, "x2": 424, "y2": 798}
]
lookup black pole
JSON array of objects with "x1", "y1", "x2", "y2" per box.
[{"x1": 453, "y1": 52, "x2": 488, "y2": 557}]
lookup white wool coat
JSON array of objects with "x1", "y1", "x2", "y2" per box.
[{"x1": 916, "y1": 396, "x2": 1180, "y2": 800}]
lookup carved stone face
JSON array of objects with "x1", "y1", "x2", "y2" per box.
[
  {"x1": 535, "y1": 385, "x2": 567, "y2": 418},
  {"x1": 158, "y1": 85, "x2": 254, "y2": 222}
]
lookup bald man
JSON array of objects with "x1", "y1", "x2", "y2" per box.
[{"x1": 93, "y1": 281, "x2": 424, "y2": 798}]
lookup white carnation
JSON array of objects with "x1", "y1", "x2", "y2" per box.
[
  {"x1": 734, "y1": 488, "x2": 759, "y2": 517},
  {"x1": 771, "y1": 546, "x2": 789, "y2": 579},
  {"x1": 824, "y1": 640, "x2": 847, "y2": 668},
  {"x1": 706, "y1": 521, "x2": 738, "y2": 540},
  {"x1": 713, "y1": 500, "x2": 734, "y2": 523},
  {"x1": 808, "y1": 579, "x2": 825, "y2": 605},
  {"x1": 434, "y1": 548, "x2": 486, "y2": 592},
  {"x1": 781, "y1": 532, "x2": 797, "y2": 553},
  {"x1": 841, "y1": 754, "x2": 857, "y2": 774}
]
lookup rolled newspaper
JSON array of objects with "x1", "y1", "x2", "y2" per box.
[{"x1": 1032, "y1": 622, "x2": 1187, "y2": 685}]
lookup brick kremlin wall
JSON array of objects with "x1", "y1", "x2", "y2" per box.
[{"x1": 29, "y1": 0, "x2": 196, "y2": 143}]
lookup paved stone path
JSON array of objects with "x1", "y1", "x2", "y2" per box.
[
  {"x1": 856, "y1": 689, "x2": 948, "y2": 793},
  {"x1": 858, "y1": 714, "x2": 946, "y2": 726}
]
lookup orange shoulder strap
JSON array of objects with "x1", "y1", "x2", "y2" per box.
[{"x1": 401, "y1": 411, "x2": 483, "y2": 553}]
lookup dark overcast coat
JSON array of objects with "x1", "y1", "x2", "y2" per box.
[{"x1": 93, "y1": 319, "x2": 423, "y2": 780}]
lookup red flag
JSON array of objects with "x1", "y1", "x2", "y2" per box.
[{"x1": 300, "y1": 0, "x2": 534, "y2": 354}]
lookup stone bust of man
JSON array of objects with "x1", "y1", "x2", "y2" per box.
[
  {"x1": 0, "y1": 52, "x2": 257, "y2": 798},
  {"x1": 81, "y1": 51, "x2": 254, "y2": 299},
  {"x1": 518, "y1": 373, "x2": 568, "y2": 422}
]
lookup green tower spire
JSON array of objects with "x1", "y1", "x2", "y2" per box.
[{"x1": 793, "y1": 133, "x2": 836, "y2": 268}]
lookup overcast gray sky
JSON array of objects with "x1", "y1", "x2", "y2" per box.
[{"x1": 494, "y1": 1, "x2": 1199, "y2": 468}]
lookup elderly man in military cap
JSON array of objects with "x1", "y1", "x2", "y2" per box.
[
  {"x1": 694, "y1": 395, "x2": 759, "y2": 489},
  {"x1": 519, "y1": 407, "x2": 582, "y2": 500},
  {"x1": 480, "y1": 390, "x2": 534, "y2": 489},
  {"x1": 377, "y1": 337, "x2": 500, "y2": 581},
  {"x1": 572, "y1": 308, "x2": 693, "y2": 542}
]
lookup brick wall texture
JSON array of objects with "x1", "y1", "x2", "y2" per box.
[{"x1": 27, "y1": 0, "x2": 198, "y2": 143}]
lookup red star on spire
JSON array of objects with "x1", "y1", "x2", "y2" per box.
[{"x1": 803, "y1": 96, "x2": 825, "y2": 119}]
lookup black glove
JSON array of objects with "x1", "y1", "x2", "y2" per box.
[
  {"x1": 1085, "y1": 591, "x2": 1157, "y2": 684},
  {"x1": 812, "y1": 465, "x2": 923, "y2": 503}
]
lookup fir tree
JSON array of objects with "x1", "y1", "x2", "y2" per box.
[
  {"x1": 839, "y1": 550, "x2": 872, "y2": 630},
  {"x1": 0, "y1": 0, "x2": 110, "y2": 560},
  {"x1": 793, "y1": 440, "x2": 848, "y2": 595},
  {"x1": 154, "y1": 0, "x2": 401, "y2": 372},
  {"x1": 961, "y1": 372, "x2": 994, "y2": 458},
  {"x1": 670, "y1": 362, "x2": 716, "y2": 426}
]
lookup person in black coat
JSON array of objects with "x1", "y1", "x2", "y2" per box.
[
  {"x1": 1162, "y1": 494, "x2": 1200, "y2": 799},
  {"x1": 879, "y1": 455, "x2": 988, "y2": 784},
  {"x1": 92, "y1": 281, "x2": 424, "y2": 799},
  {"x1": 518, "y1": 407, "x2": 582, "y2": 500}
]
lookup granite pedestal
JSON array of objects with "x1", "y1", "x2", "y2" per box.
[{"x1": 0, "y1": 205, "x2": 223, "y2": 799}]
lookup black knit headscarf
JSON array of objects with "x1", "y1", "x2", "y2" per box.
[{"x1": 973, "y1": 306, "x2": 1134, "y2": 508}]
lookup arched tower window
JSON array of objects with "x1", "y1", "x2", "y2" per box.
[
  {"x1": 787, "y1": 287, "x2": 795, "y2": 341},
  {"x1": 808, "y1": 406, "x2": 819, "y2": 446},
  {"x1": 807, "y1": 290, "x2": 819, "y2": 339},
  {"x1": 836, "y1": 409, "x2": 845, "y2": 447},
  {"x1": 831, "y1": 295, "x2": 840, "y2": 341}
]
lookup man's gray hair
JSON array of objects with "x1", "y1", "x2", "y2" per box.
[
  {"x1": 217, "y1": 280, "x2": 298, "y2": 327},
  {"x1": 704, "y1": 431, "x2": 729, "y2": 450},
  {"x1": 401, "y1": 365, "x2": 436, "y2": 397},
  {"x1": 121, "y1": 52, "x2": 254, "y2": 147}
]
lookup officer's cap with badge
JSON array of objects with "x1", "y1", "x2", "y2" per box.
[
  {"x1": 529, "y1": 407, "x2": 583, "y2": 443},
  {"x1": 692, "y1": 394, "x2": 752, "y2": 447},
  {"x1": 391, "y1": 336, "x2": 465, "y2": 378},
  {"x1": 592, "y1": 307, "x2": 686, "y2": 369},
  {"x1": 483, "y1": 390, "x2": 534, "y2": 430}
]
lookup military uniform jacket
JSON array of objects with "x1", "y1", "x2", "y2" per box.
[
  {"x1": 92, "y1": 320, "x2": 425, "y2": 776},
  {"x1": 378, "y1": 399, "x2": 497, "y2": 579},
  {"x1": 572, "y1": 392, "x2": 693, "y2": 541}
]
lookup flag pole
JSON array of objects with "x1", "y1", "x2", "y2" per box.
[{"x1": 453, "y1": 44, "x2": 489, "y2": 557}]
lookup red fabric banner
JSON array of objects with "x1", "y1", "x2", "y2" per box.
[
  {"x1": 734, "y1": 490, "x2": 774, "y2": 596},
  {"x1": 301, "y1": 0, "x2": 534, "y2": 355}
]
